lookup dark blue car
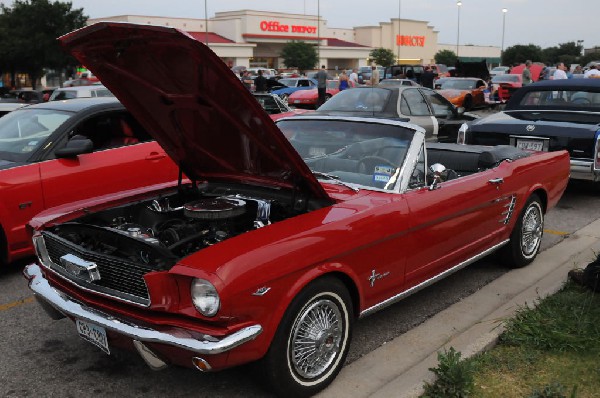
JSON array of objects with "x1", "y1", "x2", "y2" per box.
[{"x1": 458, "y1": 79, "x2": 600, "y2": 182}]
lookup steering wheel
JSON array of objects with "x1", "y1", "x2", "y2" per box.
[
  {"x1": 571, "y1": 97, "x2": 591, "y2": 105},
  {"x1": 357, "y1": 156, "x2": 396, "y2": 174}
]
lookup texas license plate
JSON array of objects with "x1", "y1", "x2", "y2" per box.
[
  {"x1": 76, "y1": 319, "x2": 110, "y2": 354},
  {"x1": 515, "y1": 139, "x2": 545, "y2": 151}
]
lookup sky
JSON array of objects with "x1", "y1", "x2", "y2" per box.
[{"x1": 1, "y1": 1, "x2": 597, "y2": 50}]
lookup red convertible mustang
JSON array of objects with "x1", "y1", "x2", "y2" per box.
[{"x1": 25, "y1": 23, "x2": 570, "y2": 397}]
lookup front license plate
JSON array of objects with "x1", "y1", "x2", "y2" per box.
[
  {"x1": 76, "y1": 319, "x2": 110, "y2": 354},
  {"x1": 515, "y1": 139, "x2": 545, "y2": 151},
  {"x1": 294, "y1": 100, "x2": 301, "y2": 104}
]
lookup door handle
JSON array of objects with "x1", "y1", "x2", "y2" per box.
[
  {"x1": 145, "y1": 152, "x2": 167, "y2": 161},
  {"x1": 488, "y1": 178, "x2": 504, "y2": 185}
]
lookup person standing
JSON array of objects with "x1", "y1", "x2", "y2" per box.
[
  {"x1": 553, "y1": 63, "x2": 568, "y2": 80},
  {"x1": 421, "y1": 66, "x2": 436, "y2": 89},
  {"x1": 316, "y1": 65, "x2": 328, "y2": 107},
  {"x1": 370, "y1": 63, "x2": 380, "y2": 85},
  {"x1": 349, "y1": 68, "x2": 359, "y2": 85},
  {"x1": 338, "y1": 70, "x2": 349, "y2": 91},
  {"x1": 254, "y1": 70, "x2": 268, "y2": 92},
  {"x1": 584, "y1": 64, "x2": 600, "y2": 78},
  {"x1": 522, "y1": 60, "x2": 533, "y2": 85}
]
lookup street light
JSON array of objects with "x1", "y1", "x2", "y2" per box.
[
  {"x1": 501, "y1": 8, "x2": 507, "y2": 60},
  {"x1": 317, "y1": 0, "x2": 320, "y2": 63},
  {"x1": 397, "y1": 0, "x2": 402, "y2": 64},
  {"x1": 456, "y1": 1, "x2": 462, "y2": 57},
  {"x1": 204, "y1": 0, "x2": 208, "y2": 45}
]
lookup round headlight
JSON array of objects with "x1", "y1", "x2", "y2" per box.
[{"x1": 191, "y1": 279, "x2": 220, "y2": 317}]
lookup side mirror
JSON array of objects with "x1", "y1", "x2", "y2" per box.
[
  {"x1": 456, "y1": 106, "x2": 465, "y2": 115},
  {"x1": 55, "y1": 136, "x2": 94, "y2": 158},
  {"x1": 428, "y1": 163, "x2": 446, "y2": 190}
]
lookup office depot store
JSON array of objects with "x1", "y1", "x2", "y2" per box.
[{"x1": 89, "y1": 10, "x2": 443, "y2": 70}]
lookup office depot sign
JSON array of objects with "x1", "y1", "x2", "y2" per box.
[{"x1": 260, "y1": 20, "x2": 317, "y2": 34}]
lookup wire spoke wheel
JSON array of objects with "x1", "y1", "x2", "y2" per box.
[
  {"x1": 290, "y1": 299, "x2": 343, "y2": 379},
  {"x1": 520, "y1": 202, "x2": 543, "y2": 257}
]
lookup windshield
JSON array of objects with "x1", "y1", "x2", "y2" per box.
[
  {"x1": 318, "y1": 88, "x2": 391, "y2": 112},
  {"x1": 277, "y1": 119, "x2": 415, "y2": 191},
  {"x1": 440, "y1": 79, "x2": 477, "y2": 90},
  {"x1": 516, "y1": 89, "x2": 600, "y2": 109},
  {"x1": 278, "y1": 79, "x2": 297, "y2": 87},
  {"x1": 0, "y1": 108, "x2": 71, "y2": 161}
]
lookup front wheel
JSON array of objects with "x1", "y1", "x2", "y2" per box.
[
  {"x1": 260, "y1": 277, "x2": 353, "y2": 398},
  {"x1": 501, "y1": 194, "x2": 544, "y2": 268}
]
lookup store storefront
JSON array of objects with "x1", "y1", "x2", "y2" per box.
[{"x1": 89, "y1": 10, "x2": 500, "y2": 71}]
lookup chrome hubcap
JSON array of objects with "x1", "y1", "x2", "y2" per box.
[
  {"x1": 521, "y1": 204, "x2": 543, "y2": 257},
  {"x1": 291, "y1": 299, "x2": 343, "y2": 379}
]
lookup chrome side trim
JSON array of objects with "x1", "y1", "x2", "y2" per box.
[
  {"x1": 24, "y1": 263, "x2": 262, "y2": 355},
  {"x1": 359, "y1": 240, "x2": 509, "y2": 318}
]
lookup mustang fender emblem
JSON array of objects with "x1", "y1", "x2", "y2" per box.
[
  {"x1": 368, "y1": 269, "x2": 390, "y2": 287},
  {"x1": 60, "y1": 254, "x2": 101, "y2": 282},
  {"x1": 526, "y1": 125, "x2": 536, "y2": 132}
]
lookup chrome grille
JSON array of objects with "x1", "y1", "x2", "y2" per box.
[{"x1": 42, "y1": 232, "x2": 151, "y2": 306}]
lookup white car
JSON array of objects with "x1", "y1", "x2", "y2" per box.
[
  {"x1": 49, "y1": 85, "x2": 114, "y2": 101},
  {"x1": 246, "y1": 67, "x2": 278, "y2": 77},
  {"x1": 0, "y1": 102, "x2": 26, "y2": 118},
  {"x1": 489, "y1": 66, "x2": 511, "y2": 77}
]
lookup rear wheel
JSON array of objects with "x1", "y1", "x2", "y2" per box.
[
  {"x1": 463, "y1": 95, "x2": 473, "y2": 111},
  {"x1": 260, "y1": 277, "x2": 353, "y2": 398},
  {"x1": 502, "y1": 194, "x2": 544, "y2": 268}
]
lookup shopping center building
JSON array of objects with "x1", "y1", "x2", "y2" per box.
[{"x1": 90, "y1": 9, "x2": 500, "y2": 71}]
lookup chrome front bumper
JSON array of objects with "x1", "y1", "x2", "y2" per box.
[
  {"x1": 570, "y1": 159, "x2": 600, "y2": 182},
  {"x1": 24, "y1": 263, "x2": 262, "y2": 356}
]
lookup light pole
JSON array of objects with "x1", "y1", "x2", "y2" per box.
[
  {"x1": 204, "y1": 0, "x2": 208, "y2": 45},
  {"x1": 397, "y1": 0, "x2": 402, "y2": 64},
  {"x1": 456, "y1": 1, "x2": 462, "y2": 57},
  {"x1": 317, "y1": 0, "x2": 321, "y2": 64},
  {"x1": 501, "y1": 8, "x2": 507, "y2": 62}
]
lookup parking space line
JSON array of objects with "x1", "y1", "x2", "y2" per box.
[
  {"x1": 0, "y1": 296, "x2": 34, "y2": 311},
  {"x1": 544, "y1": 229, "x2": 570, "y2": 236}
]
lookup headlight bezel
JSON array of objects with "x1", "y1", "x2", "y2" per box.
[{"x1": 190, "y1": 278, "x2": 220, "y2": 317}]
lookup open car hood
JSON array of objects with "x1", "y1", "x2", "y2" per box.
[{"x1": 59, "y1": 22, "x2": 329, "y2": 201}]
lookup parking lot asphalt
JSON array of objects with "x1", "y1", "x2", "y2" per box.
[{"x1": 318, "y1": 218, "x2": 600, "y2": 398}]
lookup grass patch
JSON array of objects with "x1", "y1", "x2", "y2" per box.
[
  {"x1": 421, "y1": 282, "x2": 600, "y2": 397},
  {"x1": 471, "y1": 282, "x2": 600, "y2": 397}
]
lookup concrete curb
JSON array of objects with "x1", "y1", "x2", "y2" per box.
[{"x1": 319, "y1": 219, "x2": 600, "y2": 398}]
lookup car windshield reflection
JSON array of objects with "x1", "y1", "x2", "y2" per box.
[
  {"x1": 0, "y1": 109, "x2": 71, "y2": 161},
  {"x1": 517, "y1": 89, "x2": 600, "y2": 109},
  {"x1": 318, "y1": 88, "x2": 390, "y2": 112},
  {"x1": 277, "y1": 119, "x2": 414, "y2": 191}
]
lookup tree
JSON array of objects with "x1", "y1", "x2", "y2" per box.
[
  {"x1": 280, "y1": 41, "x2": 318, "y2": 73},
  {"x1": 369, "y1": 48, "x2": 395, "y2": 67},
  {"x1": 542, "y1": 41, "x2": 583, "y2": 66},
  {"x1": 0, "y1": 0, "x2": 87, "y2": 89},
  {"x1": 501, "y1": 44, "x2": 543, "y2": 66},
  {"x1": 434, "y1": 50, "x2": 458, "y2": 66}
]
